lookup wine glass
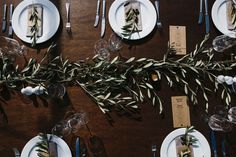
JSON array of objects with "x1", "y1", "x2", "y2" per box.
[
  {"x1": 0, "y1": 36, "x2": 27, "y2": 61},
  {"x1": 94, "y1": 39, "x2": 110, "y2": 60}
]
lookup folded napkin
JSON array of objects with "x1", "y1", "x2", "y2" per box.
[
  {"x1": 49, "y1": 141, "x2": 58, "y2": 157},
  {"x1": 226, "y1": 0, "x2": 235, "y2": 30},
  {"x1": 26, "y1": 4, "x2": 43, "y2": 37},
  {"x1": 124, "y1": 1, "x2": 142, "y2": 31},
  {"x1": 175, "y1": 137, "x2": 194, "y2": 157}
]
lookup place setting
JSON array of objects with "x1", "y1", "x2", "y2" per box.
[{"x1": 11, "y1": 0, "x2": 60, "y2": 47}]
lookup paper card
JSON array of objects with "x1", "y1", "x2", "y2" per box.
[
  {"x1": 169, "y1": 26, "x2": 186, "y2": 55},
  {"x1": 171, "y1": 96, "x2": 191, "y2": 128}
]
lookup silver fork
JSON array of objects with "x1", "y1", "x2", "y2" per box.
[
  {"x1": 12, "y1": 148, "x2": 20, "y2": 157},
  {"x1": 154, "y1": 0, "x2": 162, "y2": 29},
  {"x1": 151, "y1": 144, "x2": 157, "y2": 157},
  {"x1": 65, "y1": 1, "x2": 71, "y2": 32}
]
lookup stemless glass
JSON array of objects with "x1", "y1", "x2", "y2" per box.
[
  {"x1": 94, "y1": 39, "x2": 110, "y2": 60},
  {"x1": 67, "y1": 111, "x2": 89, "y2": 133},
  {"x1": 228, "y1": 107, "x2": 236, "y2": 124},
  {"x1": 51, "y1": 120, "x2": 72, "y2": 137},
  {"x1": 0, "y1": 36, "x2": 27, "y2": 61},
  {"x1": 212, "y1": 35, "x2": 236, "y2": 52},
  {"x1": 208, "y1": 114, "x2": 233, "y2": 132},
  {"x1": 47, "y1": 83, "x2": 66, "y2": 99},
  {"x1": 108, "y1": 33, "x2": 123, "y2": 52}
]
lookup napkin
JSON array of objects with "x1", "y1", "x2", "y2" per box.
[
  {"x1": 175, "y1": 137, "x2": 194, "y2": 157},
  {"x1": 26, "y1": 5, "x2": 43, "y2": 37},
  {"x1": 124, "y1": 1, "x2": 142, "y2": 31},
  {"x1": 49, "y1": 141, "x2": 58, "y2": 157},
  {"x1": 226, "y1": 0, "x2": 235, "y2": 30}
]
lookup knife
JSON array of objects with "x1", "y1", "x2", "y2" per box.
[
  {"x1": 204, "y1": 0, "x2": 210, "y2": 34},
  {"x1": 76, "y1": 137, "x2": 80, "y2": 157},
  {"x1": 2, "y1": 0, "x2": 7, "y2": 32},
  {"x1": 221, "y1": 138, "x2": 227, "y2": 157},
  {"x1": 198, "y1": 0, "x2": 203, "y2": 24},
  {"x1": 94, "y1": 0, "x2": 100, "y2": 27},
  {"x1": 8, "y1": 0, "x2": 14, "y2": 38},
  {"x1": 101, "y1": 0, "x2": 106, "y2": 37},
  {"x1": 210, "y1": 130, "x2": 218, "y2": 157}
]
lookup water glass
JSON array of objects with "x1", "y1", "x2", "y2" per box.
[
  {"x1": 228, "y1": 107, "x2": 236, "y2": 124},
  {"x1": 94, "y1": 39, "x2": 110, "y2": 60},
  {"x1": 47, "y1": 83, "x2": 66, "y2": 99},
  {"x1": 51, "y1": 120, "x2": 72, "y2": 137},
  {"x1": 66, "y1": 112, "x2": 89, "y2": 133},
  {"x1": 212, "y1": 35, "x2": 236, "y2": 52},
  {"x1": 208, "y1": 114, "x2": 232, "y2": 132},
  {"x1": 108, "y1": 33, "x2": 123, "y2": 52},
  {"x1": 0, "y1": 36, "x2": 27, "y2": 61}
]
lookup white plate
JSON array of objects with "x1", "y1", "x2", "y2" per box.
[
  {"x1": 160, "y1": 128, "x2": 211, "y2": 157},
  {"x1": 212, "y1": 0, "x2": 236, "y2": 38},
  {"x1": 20, "y1": 134, "x2": 72, "y2": 157},
  {"x1": 108, "y1": 0, "x2": 157, "y2": 40},
  {"x1": 12, "y1": 0, "x2": 60, "y2": 44}
]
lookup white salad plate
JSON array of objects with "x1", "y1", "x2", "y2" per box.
[
  {"x1": 20, "y1": 134, "x2": 72, "y2": 157},
  {"x1": 212, "y1": 0, "x2": 236, "y2": 38},
  {"x1": 108, "y1": 0, "x2": 157, "y2": 40},
  {"x1": 12, "y1": 0, "x2": 60, "y2": 44},
  {"x1": 160, "y1": 128, "x2": 211, "y2": 157}
]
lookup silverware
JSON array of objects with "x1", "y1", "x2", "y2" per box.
[
  {"x1": 151, "y1": 144, "x2": 157, "y2": 157},
  {"x1": 65, "y1": 1, "x2": 71, "y2": 32},
  {"x1": 101, "y1": 0, "x2": 106, "y2": 37},
  {"x1": 2, "y1": 0, "x2": 7, "y2": 32},
  {"x1": 8, "y1": 0, "x2": 14, "y2": 38},
  {"x1": 76, "y1": 137, "x2": 80, "y2": 157},
  {"x1": 198, "y1": 0, "x2": 203, "y2": 24},
  {"x1": 204, "y1": 0, "x2": 209, "y2": 34},
  {"x1": 210, "y1": 130, "x2": 218, "y2": 157},
  {"x1": 154, "y1": 0, "x2": 162, "y2": 29},
  {"x1": 221, "y1": 138, "x2": 227, "y2": 157},
  {"x1": 12, "y1": 148, "x2": 20, "y2": 157},
  {"x1": 94, "y1": 0, "x2": 100, "y2": 27}
]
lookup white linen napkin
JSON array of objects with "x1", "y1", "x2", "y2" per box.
[{"x1": 26, "y1": 4, "x2": 43, "y2": 37}]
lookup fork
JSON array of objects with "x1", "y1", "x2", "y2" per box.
[
  {"x1": 12, "y1": 148, "x2": 20, "y2": 157},
  {"x1": 65, "y1": 1, "x2": 71, "y2": 32},
  {"x1": 151, "y1": 144, "x2": 157, "y2": 157},
  {"x1": 154, "y1": 0, "x2": 162, "y2": 29}
]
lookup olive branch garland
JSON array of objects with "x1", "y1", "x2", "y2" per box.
[{"x1": 0, "y1": 35, "x2": 235, "y2": 122}]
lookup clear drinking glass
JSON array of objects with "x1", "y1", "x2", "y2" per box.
[
  {"x1": 94, "y1": 39, "x2": 110, "y2": 60},
  {"x1": 108, "y1": 33, "x2": 123, "y2": 52},
  {"x1": 66, "y1": 111, "x2": 89, "y2": 133},
  {"x1": 208, "y1": 114, "x2": 233, "y2": 132},
  {"x1": 212, "y1": 35, "x2": 236, "y2": 52},
  {"x1": 47, "y1": 83, "x2": 66, "y2": 99},
  {"x1": 228, "y1": 107, "x2": 236, "y2": 124},
  {"x1": 0, "y1": 36, "x2": 27, "y2": 61},
  {"x1": 51, "y1": 120, "x2": 72, "y2": 137}
]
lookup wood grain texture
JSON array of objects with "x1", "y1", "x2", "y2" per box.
[{"x1": 0, "y1": 0, "x2": 236, "y2": 157}]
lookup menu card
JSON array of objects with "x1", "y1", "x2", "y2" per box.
[
  {"x1": 171, "y1": 96, "x2": 191, "y2": 128},
  {"x1": 26, "y1": 5, "x2": 43, "y2": 37},
  {"x1": 169, "y1": 26, "x2": 186, "y2": 55}
]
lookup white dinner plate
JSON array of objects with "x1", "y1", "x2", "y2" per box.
[
  {"x1": 12, "y1": 0, "x2": 60, "y2": 44},
  {"x1": 108, "y1": 0, "x2": 157, "y2": 40},
  {"x1": 20, "y1": 134, "x2": 72, "y2": 157},
  {"x1": 160, "y1": 128, "x2": 211, "y2": 157},
  {"x1": 212, "y1": 0, "x2": 236, "y2": 38}
]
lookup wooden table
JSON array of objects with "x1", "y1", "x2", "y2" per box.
[{"x1": 0, "y1": 0, "x2": 236, "y2": 157}]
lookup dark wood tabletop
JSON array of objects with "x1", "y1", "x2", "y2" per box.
[{"x1": 0, "y1": 0, "x2": 236, "y2": 157}]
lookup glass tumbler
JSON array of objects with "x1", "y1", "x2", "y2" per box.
[
  {"x1": 108, "y1": 33, "x2": 123, "y2": 52},
  {"x1": 94, "y1": 39, "x2": 110, "y2": 60},
  {"x1": 208, "y1": 114, "x2": 232, "y2": 132},
  {"x1": 228, "y1": 107, "x2": 236, "y2": 124},
  {"x1": 0, "y1": 36, "x2": 27, "y2": 61},
  {"x1": 212, "y1": 35, "x2": 236, "y2": 52}
]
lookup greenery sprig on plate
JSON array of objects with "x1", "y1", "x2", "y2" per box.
[
  {"x1": 35, "y1": 133, "x2": 50, "y2": 157},
  {"x1": 0, "y1": 35, "x2": 236, "y2": 122},
  {"x1": 121, "y1": 2, "x2": 141, "y2": 39},
  {"x1": 29, "y1": 5, "x2": 41, "y2": 47}
]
